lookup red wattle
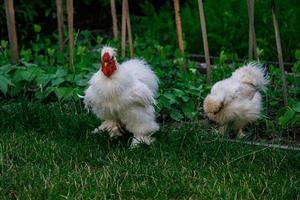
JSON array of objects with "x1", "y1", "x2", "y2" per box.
[{"x1": 101, "y1": 60, "x2": 116, "y2": 77}]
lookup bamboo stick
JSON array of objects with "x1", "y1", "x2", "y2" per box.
[
  {"x1": 4, "y1": 0, "x2": 19, "y2": 64},
  {"x1": 173, "y1": 0, "x2": 184, "y2": 54},
  {"x1": 173, "y1": 0, "x2": 186, "y2": 72},
  {"x1": 67, "y1": 0, "x2": 74, "y2": 71},
  {"x1": 271, "y1": 0, "x2": 288, "y2": 106},
  {"x1": 110, "y1": 0, "x2": 118, "y2": 41},
  {"x1": 56, "y1": 0, "x2": 64, "y2": 52},
  {"x1": 247, "y1": 0, "x2": 257, "y2": 59},
  {"x1": 126, "y1": 3, "x2": 134, "y2": 58},
  {"x1": 247, "y1": 0, "x2": 253, "y2": 59},
  {"x1": 197, "y1": 0, "x2": 212, "y2": 84},
  {"x1": 121, "y1": 0, "x2": 127, "y2": 58}
]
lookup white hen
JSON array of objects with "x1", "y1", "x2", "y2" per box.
[
  {"x1": 84, "y1": 46, "x2": 159, "y2": 147},
  {"x1": 203, "y1": 63, "x2": 268, "y2": 138}
]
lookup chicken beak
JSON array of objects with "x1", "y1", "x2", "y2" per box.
[{"x1": 104, "y1": 62, "x2": 108, "y2": 68}]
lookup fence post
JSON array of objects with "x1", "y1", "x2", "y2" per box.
[
  {"x1": 173, "y1": 0, "x2": 186, "y2": 72},
  {"x1": 271, "y1": 0, "x2": 288, "y2": 106},
  {"x1": 197, "y1": 0, "x2": 212, "y2": 84},
  {"x1": 67, "y1": 0, "x2": 74, "y2": 71},
  {"x1": 4, "y1": 0, "x2": 19, "y2": 64},
  {"x1": 247, "y1": 0, "x2": 257, "y2": 59},
  {"x1": 110, "y1": 0, "x2": 118, "y2": 41},
  {"x1": 126, "y1": 2, "x2": 134, "y2": 58},
  {"x1": 121, "y1": 0, "x2": 127, "y2": 58},
  {"x1": 56, "y1": 0, "x2": 64, "y2": 52}
]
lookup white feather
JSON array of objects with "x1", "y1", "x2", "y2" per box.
[
  {"x1": 204, "y1": 63, "x2": 268, "y2": 134},
  {"x1": 84, "y1": 46, "x2": 159, "y2": 146}
]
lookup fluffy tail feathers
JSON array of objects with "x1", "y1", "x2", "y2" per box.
[
  {"x1": 232, "y1": 62, "x2": 268, "y2": 91},
  {"x1": 203, "y1": 94, "x2": 224, "y2": 114}
]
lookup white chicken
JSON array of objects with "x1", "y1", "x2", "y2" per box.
[
  {"x1": 203, "y1": 63, "x2": 268, "y2": 138},
  {"x1": 83, "y1": 46, "x2": 159, "y2": 147}
]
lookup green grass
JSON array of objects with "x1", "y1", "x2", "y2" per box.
[{"x1": 0, "y1": 101, "x2": 299, "y2": 199}]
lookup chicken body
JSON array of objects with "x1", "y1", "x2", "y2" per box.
[
  {"x1": 84, "y1": 47, "x2": 159, "y2": 147},
  {"x1": 203, "y1": 63, "x2": 268, "y2": 138}
]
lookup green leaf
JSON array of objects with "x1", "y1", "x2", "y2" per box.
[
  {"x1": 35, "y1": 86, "x2": 55, "y2": 100},
  {"x1": 51, "y1": 77, "x2": 65, "y2": 86},
  {"x1": 13, "y1": 67, "x2": 41, "y2": 82},
  {"x1": 0, "y1": 40, "x2": 8, "y2": 48},
  {"x1": 35, "y1": 74, "x2": 52, "y2": 87},
  {"x1": 0, "y1": 75, "x2": 9, "y2": 94},
  {"x1": 55, "y1": 68, "x2": 68, "y2": 78},
  {"x1": 34, "y1": 24, "x2": 41, "y2": 33},
  {"x1": 295, "y1": 50, "x2": 300, "y2": 60},
  {"x1": 163, "y1": 93, "x2": 177, "y2": 104},
  {"x1": 170, "y1": 109, "x2": 184, "y2": 121},
  {"x1": 173, "y1": 88, "x2": 185, "y2": 97},
  {"x1": 293, "y1": 102, "x2": 300, "y2": 113},
  {"x1": 21, "y1": 61, "x2": 38, "y2": 68},
  {"x1": 8, "y1": 83, "x2": 22, "y2": 97},
  {"x1": 279, "y1": 109, "x2": 296, "y2": 126},
  {"x1": 182, "y1": 102, "x2": 195, "y2": 119},
  {"x1": 181, "y1": 95, "x2": 190, "y2": 102},
  {"x1": 0, "y1": 64, "x2": 16, "y2": 75},
  {"x1": 158, "y1": 95, "x2": 171, "y2": 108},
  {"x1": 75, "y1": 78, "x2": 88, "y2": 87},
  {"x1": 55, "y1": 87, "x2": 74, "y2": 100}
]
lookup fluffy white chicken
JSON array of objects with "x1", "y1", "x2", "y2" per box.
[
  {"x1": 203, "y1": 63, "x2": 268, "y2": 138},
  {"x1": 83, "y1": 46, "x2": 159, "y2": 147}
]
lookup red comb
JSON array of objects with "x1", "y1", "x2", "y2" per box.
[{"x1": 102, "y1": 52, "x2": 110, "y2": 62}]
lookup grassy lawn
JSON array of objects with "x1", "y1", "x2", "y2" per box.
[{"x1": 0, "y1": 101, "x2": 299, "y2": 199}]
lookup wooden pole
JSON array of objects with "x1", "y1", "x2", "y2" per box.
[
  {"x1": 126, "y1": 2, "x2": 134, "y2": 58},
  {"x1": 271, "y1": 0, "x2": 288, "y2": 106},
  {"x1": 56, "y1": 0, "x2": 64, "y2": 52},
  {"x1": 110, "y1": 0, "x2": 118, "y2": 41},
  {"x1": 197, "y1": 0, "x2": 212, "y2": 84},
  {"x1": 173, "y1": 0, "x2": 186, "y2": 72},
  {"x1": 173, "y1": 0, "x2": 184, "y2": 54},
  {"x1": 67, "y1": 0, "x2": 74, "y2": 71},
  {"x1": 247, "y1": 0, "x2": 257, "y2": 59},
  {"x1": 121, "y1": 0, "x2": 127, "y2": 59},
  {"x1": 4, "y1": 0, "x2": 19, "y2": 64},
  {"x1": 247, "y1": 0, "x2": 253, "y2": 59},
  {"x1": 252, "y1": 1, "x2": 257, "y2": 60}
]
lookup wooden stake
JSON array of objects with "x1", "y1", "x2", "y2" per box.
[
  {"x1": 110, "y1": 0, "x2": 118, "y2": 41},
  {"x1": 247, "y1": 0, "x2": 257, "y2": 59},
  {"x1": 121, "y1": 0, "x2": 127, "y2": 58},
  {"x1": 252, "y1": 4, "x2": 257, "y2": 60},
  {"x1": 67, "y1": 0, "x2": 74, "y2": 71},
  {"x1": 271, "y1": 0, "x2": 288, "y2": 106},
  {"x1": 4, "y1": 0, "x2": 19, "y2": 64},
  {"x1": 197, "y1": 0, "x2": 212, "y2": 84},
  {"x1": 56, "y1": 0, "x2": 64, "y2": 52},
  {"x1": 126, "y1": 3, "x2": 134, "y2": 58},
  {"x1": 173, "y1": 0, "x2": 184, "y2": 55},
  {"x1": 173, "y1": 0, "x2": 186, "y2": 72}
]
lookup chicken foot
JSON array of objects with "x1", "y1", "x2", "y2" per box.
[
  {"x1": 92, "y1": 120, "x2": 123, "y2": 137},
  {"x1": 237, "y1": 128, "x2": 246, "y2": 139}
]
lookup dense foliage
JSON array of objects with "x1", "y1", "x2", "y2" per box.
[
  {"x1": 1, "y1": 31, "x2": 300, "y2": 135},
  {"x1": 0, "y1": 0, "x2": 300, "y2": 61}
]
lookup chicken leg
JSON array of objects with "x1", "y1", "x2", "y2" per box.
[
  {"x1": 93, "y1": 120, "x2": 122, "y2": 137},
  {"x1": 237, "y1": 128, "x2": 246, "y2": 139}
]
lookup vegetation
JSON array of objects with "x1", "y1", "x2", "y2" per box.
[
  {"x1": 0, "y1": 0, "x2": 299, "y2": 198},
  {"x1": 1, "y1": 0, "x2": 300, "y2": 61},
  {"x1": 0, "y1": 31, "x2": 299, "y2": 135},
  {"x1": 0, "y1": 102, "x2": 299, "y2": 199}
]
